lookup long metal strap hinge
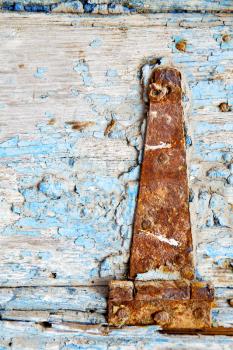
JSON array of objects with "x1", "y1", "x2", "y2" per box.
[{"x1": 108, "y1": 68, "x2": 214, "y2": 329}]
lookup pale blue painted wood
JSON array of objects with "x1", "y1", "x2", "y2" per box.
[
  {"x1": 0, "y1": 323, "x2": 233, "y2": 349},
  {"x1": 0, "y1": 11, "x2": 232, "y2": 346},
  {"x1": 0, "y1": 12, "x2": 232, "y2": 288},
  {"x1": 1, "y1": 0, "x2": 233, "y2": 13}
]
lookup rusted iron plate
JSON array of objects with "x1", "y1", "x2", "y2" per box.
[
  {"x1": 129, "y1": 68, "x2": 194, "y2": 280},
  {"x1": 108, "y1": 67, "x2": 214, "y2": 330},
  {"x1": 191, "y1": 281, "x2": 215, "y2": 301},
  {"x1": 134, "y1": 280, "x2": 190, "y2": 301},
  {"x1": 108, "y1": 281, "x2": 214, "y2": 328},
  {"x1": 109, "y1": 281, "x2": 134, "y2": 302}
]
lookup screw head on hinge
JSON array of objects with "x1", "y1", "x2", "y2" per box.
[
  {"x1": 149, "y1": 83, "x2": 169, "y2": 102},
  {"x1": 153, "y1": 311, "x2": 171, "y2": 327}
]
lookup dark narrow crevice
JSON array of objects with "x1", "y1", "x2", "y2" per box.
[{"x1": 37, "y1": 321, "x2": 52, "y2": 328}]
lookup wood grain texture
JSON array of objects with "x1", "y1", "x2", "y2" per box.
[
  {"x1": 0, "y1": 12, "x2": 233, "y2": 342},
  {"x1": 0, "y1": 286, "x2": 232, "y2": 327},
  {"x1": 1, "y1": 322, "x2": 233, "y2": 349}
]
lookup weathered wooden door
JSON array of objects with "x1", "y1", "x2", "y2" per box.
[{"x1": 0, "y1": 1, "x2": 233, "y2": 348}]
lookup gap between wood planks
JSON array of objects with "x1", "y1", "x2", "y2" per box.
[{"x1": 160, "y1": 327, "x2": 233, "y2": 336}]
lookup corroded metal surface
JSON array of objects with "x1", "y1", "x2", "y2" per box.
[
  {"x1": 108, "y1": 281, "x2": 214, "y2": 328},
  {"x1": 108, "y1": 67, "x2": 214, "y2": 329},
  {"x1": 129, "y1": 68, "x2": 194, "y2": 280}
]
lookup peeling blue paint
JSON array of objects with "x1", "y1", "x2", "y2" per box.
[
  {"x1": 195, "y1": 122, "x2": 233, "y2": 135},
  {"x1": 106, "y1": 68, "x2": 118, "y2": 78},
  {"x1": 0, "y1": 103, "x2": 7, "y2": 110},
  {"x1": 61, "y1": 345, "x2": 104, "y2": 350},
  {"x1": 227, "y1": 174, "x2": 233, "y2": 185},
  {"x1": 191, "y1": 80, "x2": 226, "y2": 100},
  {"x1": 207, "y1": 167, "x2": 230, "y2": 179},
  {"x1": 206, "y1": 241, "x2": 233, "y2": 261},
  {"x1": 34, "y1": 67, "x2": 48, "y2": 79},
  {"x1": 38, "y1": 176, "x2": 68, "y2": 200},
  {"x1": 1, "y1": 0, "x2": 233, "y2": 14},
  {"x1": 89, "y1": 38, "x2": 102, "y2": 48},
  {"x1": 0, "y1": 14, "x2": 233, "y2": 337},
  {"x1": 73, "y1": 60, "x2": 92, "y2": 86}
]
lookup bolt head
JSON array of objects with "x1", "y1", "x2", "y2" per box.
[
  {"x1": 153, "y1": 311, "x2": 171, "y2": 327},
  {"x1": 157, "y1": 153, "x2": 169, "y2": 165},
  {"x1": 149, "y1": 83, "x2": 168, "y2": 102},
  {"x1": 219, "y1": 102, "x2": 231, "y2": 112},
  {"x1": 222, "y1": 34, "x2": 231, "y2": 42},
  {"x1": 193, "y1": 307, "x2": 204, "y2": 319},
  {"x1": 176, "y1": 40, "x2": 187, "y2": 52},
  {"x1": 141, "y1": 219, "x2": 152, "y2": 230},
  {"x1": 116, "y1": 307, "x2": 129, "y2": 320}
]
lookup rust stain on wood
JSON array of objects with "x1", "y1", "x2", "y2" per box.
[
  {"x1": 129, "y1": 68, "x2": 193, "y2": 280},
  {"x1": 65, "y1": 121, "x2": 95, "y2": 131},
  {"x1": 104, "y1": 119, "x2": 116, "y2": 136}
]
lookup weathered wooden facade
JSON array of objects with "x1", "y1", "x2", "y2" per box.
[{"x1": 0, "y1": 1, "x2": 233, "y2": 348}]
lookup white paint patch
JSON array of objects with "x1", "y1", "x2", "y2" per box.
[
  {"x1": 145, "y1": 142, "x2": 171, "y2": 151},
  {"x1": 149, "y1": 111, "x2": 157, "y2": 119},
  {"x1": 154, "y1": 233, "x2": 180, "y2": 247},
  {"x1": 136, "y1": 268, "x2": 181, "y2": 281},
  {"x1": 139, "y1": 230, "x2": 180, "y2": 247}
]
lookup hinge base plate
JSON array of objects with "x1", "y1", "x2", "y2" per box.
[{"x1": 108, "y1": 280, "x2": 214, "y2": 329}]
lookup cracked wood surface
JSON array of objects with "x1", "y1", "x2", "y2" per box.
[
  {"x1": 0, "y1": 322, "x2": 233, "y2": 349},
  {"x1": 0, "y1": 11, "x2": 233, "y2": 347}
]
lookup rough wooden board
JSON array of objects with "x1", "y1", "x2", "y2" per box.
[
  {"x1": 0, "y1": 12, "x2": 233, "y2": 333},
  {"x1": 0, "y1": 12, "x2": 233, "y2": 286},
  {"x1": 1, "y1": 0, "x2": 233, "y2": 14},
  {"x1": 0, "y1": 286, "x2": 107, "y2": 312},
  {"x1": 0, "y1": 286, "x2": 232, "y2": 327},
  {"x1": 1, "y1": 322, "x2": 233, "y2": 349}
]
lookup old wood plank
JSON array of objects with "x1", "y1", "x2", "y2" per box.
[
  {"x1": 0, "y1": 286, "x2": 232, "y2": 328},
  {"x1": 0, "y1": 286, "x2": 107, "y2": 312},
  {"x1": 1, "y1": 0, "x2": 233, "y2": 14},
  {"x1": 0, "y1": 12, "x2": 232, "y2": 288},
  {"x1": 0, "y1": 12, "x2": 233, "y2": 329},
  {"x1": 0, "y1": 321, "x2": 233, "y2": 349},
  {"x1": 0, "y1": 309, "x2": 106, "y2": 324}
]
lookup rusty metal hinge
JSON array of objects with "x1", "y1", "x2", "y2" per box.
[{"x1": 108, "y1": 67, "x2": 214, "y2": 329}]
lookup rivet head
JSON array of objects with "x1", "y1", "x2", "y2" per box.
[
  {"x1": 219, "y1": 102, "x2": 231, "y2": 112},
  {"x1": 182, "y1": 266, "x2": 194, "y2": 280},
  {"x1": 149, "y1": 83, "x2": 169, "y2": 102},
  {"x1": 222, "y1": 34, "x2": 231, "y2": 42},
  {"x1": 174, "y1": 254, "x2": 184, "y2": 265},
  {"x1": 141, "y1": 219, "x2": 152, "y2": 230},
  {"x1": 153, "y1": 311, "x2": 171, "y2": 327},
  {"x1": 193, "y1": 307, "x2": 204, "y2": 319},
  {"x1": 157, "y1": 153, "x2": 169, "y2": 165},
  {"x1": 116, "y1": 307, "x2": 129, "y2": 320},
  {"x1": 176, "y1": 40, "x2": 187, "y2": 52}
]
